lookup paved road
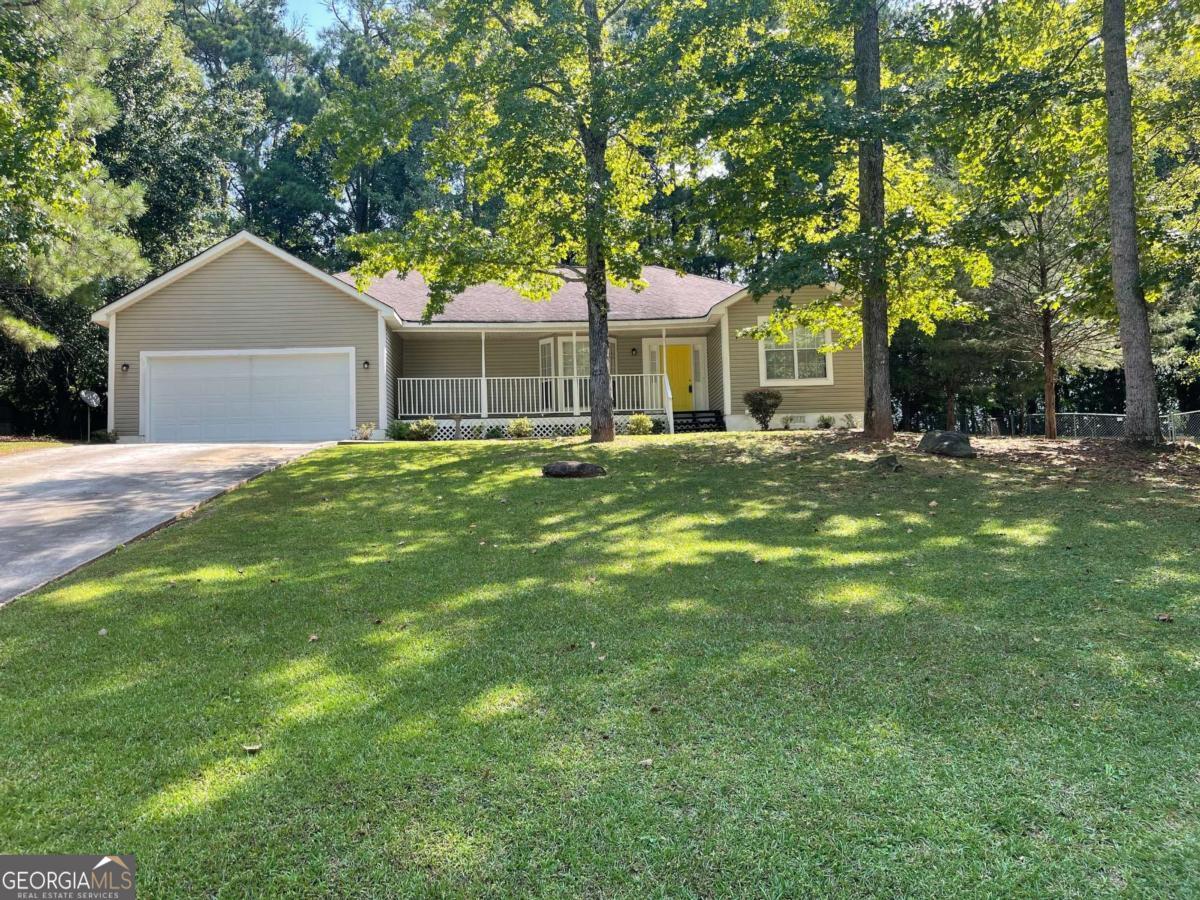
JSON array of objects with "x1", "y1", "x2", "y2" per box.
[{"x1": 0, "y1": 443, "x2": 320, "y2": 604}]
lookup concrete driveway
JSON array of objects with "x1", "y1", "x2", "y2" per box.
[{"x1": 0, "y1": 442, "x2": 321, "y2": 604}]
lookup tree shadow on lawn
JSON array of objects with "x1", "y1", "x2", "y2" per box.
[{"x1": 1, "y1": 434, "x2": 1198, "y2": 895}]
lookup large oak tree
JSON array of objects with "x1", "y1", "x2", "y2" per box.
[{"x1": 342, "y1": 0, "x2": 740, "y2": 441}]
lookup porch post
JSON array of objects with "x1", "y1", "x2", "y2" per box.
[
  {"x1": 662, "y1": 327, "x2": 674, "y2": 433},
  {"x1": 661, "y1": 326, "x2": 667, "y2": 411},
  {"x1": 572, "y1": 329, "x2": 580, "y2": 417},
  {"x1": 479, "y1": 331, "x2": 488, "y2": 419}
]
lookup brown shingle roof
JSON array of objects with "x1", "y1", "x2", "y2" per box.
[{"x1": 335, "y1": 266, "x2": 744, "y2": 323}]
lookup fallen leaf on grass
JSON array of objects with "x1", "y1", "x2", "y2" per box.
[
  {"x1": 638, "y1": 758, "x2": 653, "y2": 768},
  {"x1": 308, "y1": 634, "x2": 319, "y2": 642},
  {"x1": 1155, "y1": 613, "x2": 1174, "y2": 623},
  {"x1": 241, "y1": 743, "x2": 262, "y2": 754}
]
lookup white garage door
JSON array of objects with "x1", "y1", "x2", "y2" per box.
[{"x1": 145, "y1": 350, "x2": 353, "y2": 442}]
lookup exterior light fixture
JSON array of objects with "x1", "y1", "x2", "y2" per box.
[
  {"x1": 121, "y1": 363, "x2": 130, "y2": 372},
  {"x1": 631, "y1": 347, "x2": 638, "y2": 356},
  {"x1": 362, "y1": 360, "x2": 371, "y2": 370}
]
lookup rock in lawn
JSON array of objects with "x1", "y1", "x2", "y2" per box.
[
  {"x1": 917, "y1": 430, "x2": 977, "y2": 459},
  {"x1": 868, "y1": 454, "x2": 903, "y2": 472},
  {"x1": 542, "y1": 460, "x2": 607, "y2": 478}
]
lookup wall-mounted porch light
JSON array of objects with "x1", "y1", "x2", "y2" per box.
[
  {"x1": 120, "y1": 363, "x2": 130, "y2": 372},
  {"x1": 362, "y1": 360, "x2": 371, "y2": 370}
]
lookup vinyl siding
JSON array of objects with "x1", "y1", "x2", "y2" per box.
[
  {"x1": 706, "y1": 326, "x2": 724, "y2": 413},
  {"x1": 386, "y1": 329, "x2": 402, "y2": 421},
  {"x1": 111, "y1": 244, "x2": 380, "y2": 437},
  {"x1": 400, "y1": 330, "x2": 713, "y2": 379},
  {"x1": 725, "y1": 288, "x2": 864, "y2": 416}
]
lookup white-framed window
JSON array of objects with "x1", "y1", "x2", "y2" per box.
[
  {"x1": 757, "y1": 317, "x2": 834, "y2": 386},
  {"x1": 556, "y1": 336, "x2": 614, "y2": 376}
]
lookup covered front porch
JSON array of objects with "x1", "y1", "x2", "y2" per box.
[{"x1": 393, "y1": 326, "x2": 724, "y2": 433}]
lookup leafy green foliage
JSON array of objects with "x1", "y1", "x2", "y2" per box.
[
  {"x1": 626, "y1": 412, "x2": 654, "y2": 435},
  {"x1": 743, "y1": 388, "x2": 783, "y2": 430},
  {"x1": 385, "y1": 419, "x2": 413, "y2": 440},
  {"x1": 410, "y1": 417, "x2": 439, "y2": 440},
  {"x1": 95, "y1": 27, "x2": 252, "y2": 269},
  {"x1": 696, "y1": 0, "x2": 990, "y2": 349},
  {"x1": 507, "y1": 417, "x2": 533, "y2": 439},
  {"x1": 337, "y1": 0, "x2": 744, "y2": 318}
]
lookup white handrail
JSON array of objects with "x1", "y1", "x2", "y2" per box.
[
  {"x1": 397, "y1": 373, "x2": 667, "y2": 418},
  {"x1": 662, "y1": 373, "x2": 674, "y2": 434},
  {"x1": 396, "y1": 377, "x2": 482, "y2": 417}
]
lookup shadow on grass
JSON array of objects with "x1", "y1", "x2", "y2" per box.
[{"x1": 1, "y1": 433, "x2": 1197, "y2": 895}]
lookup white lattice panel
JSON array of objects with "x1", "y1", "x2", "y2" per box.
[{"x1": 396, "y1": 415, "x2": 666, "y2": 441}]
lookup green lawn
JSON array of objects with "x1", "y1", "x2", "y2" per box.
[{"x1": 1, "y1": 433, "x2": 1197, "y2": 896}]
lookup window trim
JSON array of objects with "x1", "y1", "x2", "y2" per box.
[{"x1": 756, "y1": 317, "x2": 835, "y2": 386}]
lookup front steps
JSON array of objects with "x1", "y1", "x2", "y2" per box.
[{"x1": 672, "y1": 410, "x2": 726, "y2": 433}]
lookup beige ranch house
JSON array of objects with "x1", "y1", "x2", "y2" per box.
[{"x1": 90, "y1": 231, "x2": 864, "y2": 442}]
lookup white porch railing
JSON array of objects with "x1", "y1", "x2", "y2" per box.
[
  {"x1": 397, "y1": 373, "x2": 672, "y2": 420},
  {"x1": 397, "y1": 377, "x2": 482, "y2": 417}
]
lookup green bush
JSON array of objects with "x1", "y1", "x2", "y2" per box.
[
  {"x1": 410, "y1": 418, "x2": 439, "y2": 440},
  {"x1": 485, "y1": 424, "x2": 506, "y2": 439},
  {"x1": 816, "y1": 414, "x2": 835, "y2": 430},
  {"x1": 743, "y1": 389, "x2": 782, "y2": 431},
  {"x1": 90, "y1": 429, "x2": 118, "y2": 444},
  {"x1": 507, "y1": 417, "x2": 533, "y2": 439},
  {"x1": 574, "y1": 423, "x2": 590, "y2": 437},
  {"x1": 626, "y1": 413, "x2": 654, "y2": 435},
  {"x1": 385, "y1": 419, "x2": 413, "y2": 440}
]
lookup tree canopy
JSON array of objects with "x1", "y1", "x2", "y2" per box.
[{"x1": 1, "y1": 0, "x2": 1198, "y2": 440}]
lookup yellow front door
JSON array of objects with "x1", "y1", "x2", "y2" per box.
[{"x1": 665, "y1": 344, "x2": 694, "y2": 411}]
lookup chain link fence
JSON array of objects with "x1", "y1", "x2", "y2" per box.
[
  {"x1": 1163, "y1": 410, "x2": 1200, "y2": 441},
  {"x1": 1025, "y1": 410, "x2": 1200, "y2": 440}
]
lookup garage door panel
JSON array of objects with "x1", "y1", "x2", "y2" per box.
[{"x1": 147, "y1": 351, "x2": 352, "y2": 442}]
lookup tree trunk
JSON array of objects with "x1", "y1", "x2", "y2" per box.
[
  {"x1": 855, "y1": 0, "x2": 892, "y2": 440},
  {"x1": 1102, "y1": 0, "x2": 1160, "y2": 443},
  {"x1": 945, "y1": 389, "x2": 956, "y2": 432},
  {"x1": 1041, "y1": 308, "x2": 1058, "y2": 439},
  {"x1": 585, "y1": 240, "x2": 615, "y2": 443},
  {"x1": 581, "y1": 0, "x2": 614, "y2": 442}
]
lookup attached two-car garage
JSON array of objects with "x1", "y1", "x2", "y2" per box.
[
  {"x1": 142, "y1": 349, "x2": 355, "y2": 442},
  {"x1": 93, "y1": 231, "x2": 396, "y2": 443}
]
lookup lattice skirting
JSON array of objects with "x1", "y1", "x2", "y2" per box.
[{"x1": 399, "y1": 415, "x2": 665, "y2": 441}]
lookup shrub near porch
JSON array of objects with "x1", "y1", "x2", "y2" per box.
[{"x1": 0, "y1": 433, "x2": 1197, "y2": 895}]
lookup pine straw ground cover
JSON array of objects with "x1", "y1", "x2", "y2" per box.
[{"x1": 1, "y1": 432, "x2": 1197, "y2": 896}]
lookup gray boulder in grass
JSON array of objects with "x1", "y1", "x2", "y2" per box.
[
  {"x1": 917, "y1": 430, "x2": 977, "y2": 459},
  {"x1": 542, "y1": 460, "x2": 608, "y2": 478}
]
